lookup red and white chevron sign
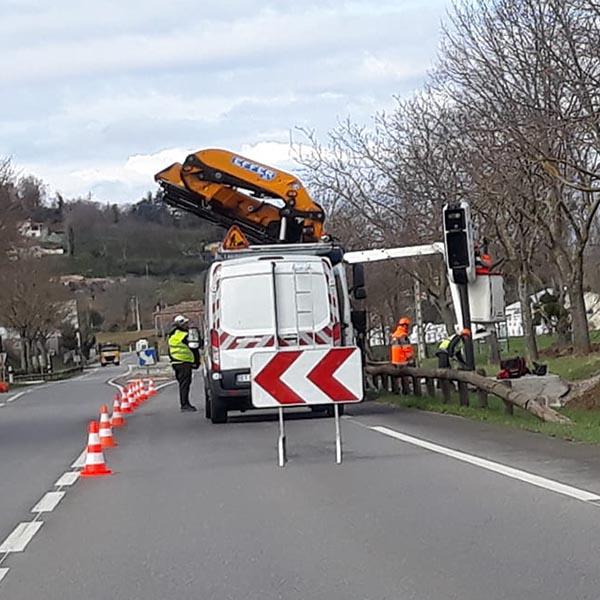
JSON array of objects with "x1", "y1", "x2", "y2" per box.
[{"x1": 250, "y1": 347, "x2": 363, "y2": 408}]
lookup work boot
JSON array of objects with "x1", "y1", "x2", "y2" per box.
[{"x1": 180, "y1": 404, "x2": 198, "y2": 412}]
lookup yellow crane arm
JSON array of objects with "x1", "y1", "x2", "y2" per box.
[{"x1": 154, "y1": 149, "x2": 325, "y2": 243}]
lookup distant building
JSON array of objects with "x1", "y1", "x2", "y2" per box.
[
  {"x1": 59, "y1": 275, "x2": 124, "y2": 292},
  {"x1": 18, "y1": 219, "x2": 66, "y2": 256},
  {"x1": 153, "y1": 300, "x2": 204, "y2": 337}
]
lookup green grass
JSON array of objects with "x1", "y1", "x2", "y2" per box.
[{"x1": 379, "y1": 392, "x2": 600, "y2": 444}]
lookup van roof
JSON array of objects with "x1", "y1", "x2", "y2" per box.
[
  {"x1": 214, "y1": 254, "x2": 328, "y2": 269},
  {"x1": 215, "y1": 242, "x2": 344, "y2": 265}
]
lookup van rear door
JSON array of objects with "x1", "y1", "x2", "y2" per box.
[{"x1": 215, "y1": 258, "x2": 338, "y2": 371}]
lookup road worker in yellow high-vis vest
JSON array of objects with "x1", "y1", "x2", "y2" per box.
[
  {"x1": 168, "y1": 315, "x2": 198, "y2": 412},
  {"x1": 436, "y1": 331, "x2": 468, "y2": 369}
]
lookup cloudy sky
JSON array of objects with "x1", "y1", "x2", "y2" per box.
[{"x1": 0, "y1": 0, "x2": 449, "y2": 204}]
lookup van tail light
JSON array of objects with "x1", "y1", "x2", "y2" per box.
[
  {"x1": 210, "y1": 329, "x2": 220, "y2": 372},
  {"x1": 332, "y1": 322, "x2": 341, "y2": 346}
]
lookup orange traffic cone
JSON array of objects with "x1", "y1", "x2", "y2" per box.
[
  {"x1": 80, "y1": 421, "x2": 112, "y2": 477},
  {"x1": 130, "y1": 385, "x2": 141, "y2": 409},
  {"x1": 120, "y1": 389, "x2": 133, "y2": 414},
  {"x1": 111, "y1": 396, "x2": 125, "y2": 428},
  {"x1": 148, "y1": 379, "x2": 157, "y2": 396},
  {"x1": 138, "y1": 381, "x2": 148, "y2": 403},
  {"x1": 99, "y1": 404, "x2": 117, "y2": 448}
]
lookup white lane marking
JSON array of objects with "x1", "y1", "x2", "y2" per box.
[
  {"x1": 0, "y1": 522, "x2": 43, "y2": 553},
  {"x1": 0, "y1": 403, "x2": 5, "y2": 408},
  {"x1": 0, "y1": 568, "x2": 8, "y2": 584},
  {"x1": 31, "y1": 491, "x2": 65, "y2": 513},
  {"x1": 71, "y1": 449, "x2": 86, "y2": 468},
  {"x1": 6, "y1": 391, "x2": 26, "y2": 403},
  {"x1": 369, "y1": 425, "x2": 600, "y2": 504},
  {"x1": 55, "y1": 471, "x2": 80, "y2": 487},
  {"x1": 156, "y1": 380, "x2": 176, "y2": 390}
]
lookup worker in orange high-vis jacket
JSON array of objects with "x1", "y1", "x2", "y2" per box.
[{"x1": 390, "y1": 317, "x2": 415, "y2": 365}]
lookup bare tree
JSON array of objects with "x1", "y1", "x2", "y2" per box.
[
  {"x1": 0, "y1": 259, "x2": 67, "y2": 372},
  {"x1": 0, "y1": 157, "x2": 22, "y2": 263},
  {"x1": 437, "y1": 0, "x2": 600, "y2": 353},
  {"x1": 296, "y1": 92, "x2": 465, "y2": 331}
]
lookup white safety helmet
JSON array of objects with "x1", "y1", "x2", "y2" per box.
[{"x1": 174, "y1": 314, "x2": 189, "y2": 326}]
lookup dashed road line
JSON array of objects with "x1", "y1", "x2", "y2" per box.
[
  {"x1": 31, "y1": 492, "x2": 65, "y2": 513},
  {"x1": 0, "y1": 362, "x2": 166, "y2": 589},
  {"x1": 366, "y1": 423, "x2": 600, "y2": 504},
  {"x1": 55, "y1": 471, "x2": 80, "y2": 487},
  {"x1": 0, "y1": 522, "x2": 44, "y2": 553},
  {"x1": 71, "y1": 449, "x2": 86, "y2": 469}
]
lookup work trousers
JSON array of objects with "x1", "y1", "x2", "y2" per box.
[
  {"x1": 436, "y1": 350, "x2": 450, "y2": 369},
  {"x1": 173, "y1": 363, "x2": 193, "y2": 407}
]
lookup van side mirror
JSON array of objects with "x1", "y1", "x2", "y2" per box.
[
  {"x1": 354, "y1": 286, "x2": 367, "y2": 300},
  {"x1": 352, "y1": 263, "x2": 365, "y2": 289},
  {"x1": 351, "y1": 309, "x2": 367, "y2": 334},
  {"x1": 187, "y1": 327, "x2": 201, "y2": 349}
]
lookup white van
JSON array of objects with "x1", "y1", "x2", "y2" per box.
[{"x1": 202, "y1": 243, "x2": 365, "y2": 423}]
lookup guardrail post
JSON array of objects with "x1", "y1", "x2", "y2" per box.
[
  {"x1": 426, "y1": 377, "x2": 436, "y2": 398},
  {"x1": 412, "y1": 376, "x2": 422, "y2": 397},
  {"x1": 441, "y1": 379, "x2": 451, "y2": 404},
  {"x1": 476, "y1": 369, "x2": 488, "y2": 408},
  {"x1": 400, "y1": 376, "x2": 411, "y2": 395},
  {"x1": 501, "y1": 380, "x2": 514, "y2": 415},
  {"x1": 458, "y1": 381, "x2": 469, "y2": 406}
]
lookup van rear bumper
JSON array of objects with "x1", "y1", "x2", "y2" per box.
[{"x1": 207, "y1": 369, "x2": 252, "y2": 409}]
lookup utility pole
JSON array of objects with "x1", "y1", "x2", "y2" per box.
[
  {"x1": 414, "y1": 279, "x2": 427, "y2": 363},
  {"x1": 135, "y1": 296, "x2": 141, "y2": 331},
  {"x1": 130, "y1": 297, "x2": 142, "y2": 332}
]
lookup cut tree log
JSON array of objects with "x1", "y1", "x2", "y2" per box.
[{"x1": 366, "y1": 363, "x2": 571, "y2": 425}]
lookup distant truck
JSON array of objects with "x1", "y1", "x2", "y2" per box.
[
  {"x1": 99, "y1": 343, "x2": 121, "y2": 367},
  {"x1": 202, "y1": 242, "x2": 365, "y2": 424}
]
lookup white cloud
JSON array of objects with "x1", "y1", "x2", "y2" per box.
[{"x1": 1, "y1": 0, "x2": 450, "y2": 203}]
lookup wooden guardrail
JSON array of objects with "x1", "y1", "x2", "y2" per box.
[{"x1": 366, "y1": 363, "x2": 571, "y2": 425}]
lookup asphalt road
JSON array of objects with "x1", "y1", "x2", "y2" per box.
[
  {"x1": 0, "y1": 355, "x2": 136, "y2": 547},
  {"x1": 2, "y1": 367, "x2": 600, "y2": 599}
]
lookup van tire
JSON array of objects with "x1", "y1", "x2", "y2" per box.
[
  {"x1": 204, "y1": 385, "x2": 212, "y2": 420},
  {"x1": 210, "y1": 396, "x2": 228, "y2": 424}
]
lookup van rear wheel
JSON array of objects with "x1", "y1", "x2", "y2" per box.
[
  {"x1": 210, "y1": 396, "x2": 228, "y2": 424},
  {"x1": 204, "y1": 386, "x2": 212, "y2": 420}
]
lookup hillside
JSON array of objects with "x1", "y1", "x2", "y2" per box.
[{"x1": 39, "y1": 192, "x2": 221, "y2": 278}]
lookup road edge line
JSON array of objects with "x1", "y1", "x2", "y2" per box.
[{"x1": 360, "y1": 422, "x2": 600, "y2": 504}]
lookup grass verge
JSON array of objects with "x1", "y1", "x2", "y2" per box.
[{"x1": 379, "y1": 392, "x2": 600, "y2": 444}]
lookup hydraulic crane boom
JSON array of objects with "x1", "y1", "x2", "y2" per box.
[{"x1": 155, "y1": 149, "x2": 325, "y2": 244}]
